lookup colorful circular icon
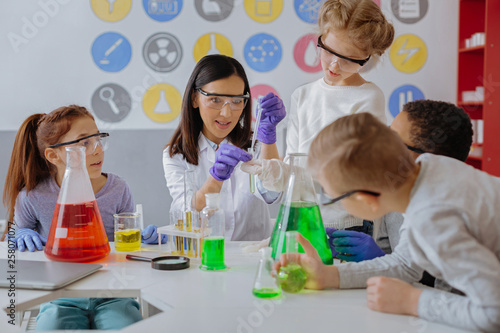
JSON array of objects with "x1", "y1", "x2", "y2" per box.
[
  {"x1": 294, "y1": 34, "x2": 322, "y2": 73},
  {"x1": 251, "y1": 84, "x2": 279, "y2": 122},
  {"x1": 244, "y1": 0, "x2": 283, "y2": 23},
  {"x1": 388, "y1": 84, "x2": 424, "y2": 118},
  {"x1": 91, "y1": 83, "x2": 132, "y2": 123},
  {"x1": 193, "y1": 33, "x2": 233, "y2": 62},
  {"x1": 195, "y1": 0, "x2": 234, "y2": 21},
  {"x1": 143, "y1": 0, "x2": 183, "y2": 22},
  {"x1": 391, "y1": 0, "x2": 428, "y2": 24},
  {"x1": 294, "y1": 0, "x2": 324, "y2": 24},
  {"x1": 389, "y1": 34, "x2": 427, "y2": 74},
  {"x1": 91, "y1": 0, "x2": 132, "y2": 22},
  {"x1": 91, "y1": 32, "x2": 132, "y2": 72},
  {"x1": 244, "y1": 33, "x2": 282, "y2": 72},
  {"x1": 142, "y1": 83, "x2": 182, "y2": 123},
  {"x1": 143, "y1": 32, "x2": 183, "y2": 73}
]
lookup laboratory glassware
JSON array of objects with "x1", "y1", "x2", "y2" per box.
[
  {"x1": 252, "y1": 247, "x2": 281, "y2": 298},
  {"x1": 184, "y1": 169, "x2": 199, "y2": 256},
  {"x1": 200, "y1": 193, "x2": 226, "y2": 271},
  {"x1": 277, "y1": 231, "x2": 307, "y2": 293},
  {"x1": 269, "y1": 153, "x2": 333, "y2": 265},
  {"x1": 248, "y1": 97, "x2": 263, "y2": 193},
  {"x1": 45, "y1": 146, "x2": 110, "y2": 262},
  {"x1": 114, "y1": 212, "x2": 141, "y2": 252}
]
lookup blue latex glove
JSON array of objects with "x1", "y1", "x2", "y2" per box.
[
  {"x1": 15, "y1": 228, "x2": 47, "y2": 252},
  {"x1": 141, "y1": 225, "x2": 167, "y2": 244},
  {"x1": 325, "y1": 227, "x2": 339, "y2": 258},
  {"x1": 331, "y1": 230, "x2": 386, "y2": 262},
  {"x1": 256, "y1": 92, "x2": 286, "y2": 144},
  {"x1": 209, "y1": 144, "x2": 252, "y2": 181}
]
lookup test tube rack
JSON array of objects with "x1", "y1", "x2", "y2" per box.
[{"x1": 157, "y1": 225, "x2": 207, "y2": 259}]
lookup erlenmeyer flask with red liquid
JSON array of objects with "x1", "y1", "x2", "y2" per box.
[{"x1": 45, "y1": 146, "x2": 110, "y2": 262}]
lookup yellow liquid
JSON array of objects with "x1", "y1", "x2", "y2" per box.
[{"x1": 115, "y1": 229, "x2": 141, "y2": 252}]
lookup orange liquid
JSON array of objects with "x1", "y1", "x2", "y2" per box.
[{"x1": 45, "y1": 201, "x2": 110, "y2": 262}]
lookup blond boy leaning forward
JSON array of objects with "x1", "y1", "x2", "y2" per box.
[{"x1": 277, "y1": 113, "x2": 500, "y2": 332}]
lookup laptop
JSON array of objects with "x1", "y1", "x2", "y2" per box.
[{"x1": 0, "y1": 259, "x2": 102, "y2": 290}]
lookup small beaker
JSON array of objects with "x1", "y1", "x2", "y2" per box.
[
  {"x1": 252, "y1": 247, "x2": 281, "y2": 298},
  {"x1": 277, "y1": 231, "x2": 307, "y2": 293},
  {"x1": 114, "y1": 212, "x2": 141, "y2": 252},
  {"x1": 200, "y1": 193, "x2": 226, "y2": 271}
]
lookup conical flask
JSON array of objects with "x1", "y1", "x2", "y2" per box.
[
  {"x1": 45, "y1": 146, "x2": 110, "y2": 262},
  {"x1": 252, "y1": 247, "x2": 281, "y2": 298},
  {"x1": 269, "y1": 153, "x2": 333, "y2": 265}
]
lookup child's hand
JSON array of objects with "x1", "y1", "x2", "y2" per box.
[
  {"x1": 14, "y1": 228, "x2": 47, "y2": 252},
  {"x1": 257, "y1": 92, "x2": 286, "y2": 144},
  {"x1": 331, "y1": 230, "x2": 386, "y2": 262},
  {"x1": 141, "y1": 225, "x2": 167, "y2": 244},
  {"x1": 366, "y1": 276, "x2": 422, "y2": 316},
  {"x1": 274, "y1": 233, "x2": 339, "y2": 290}
]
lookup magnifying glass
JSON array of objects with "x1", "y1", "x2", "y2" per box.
[{"x1": 126, "y1": 254, "x2": 190, "y2": 270}]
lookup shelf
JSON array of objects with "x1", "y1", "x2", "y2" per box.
[
  {"x1": 459, "y1": 45, "x2": 485, "y2": 53},
  {"x1": 467, "y1": 155, "x2": 483, "y2": 161},
  {"x1": 458, "y1": 101, "x2": 483, "y2": 107}
]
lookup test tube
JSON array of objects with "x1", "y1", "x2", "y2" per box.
[{"x1": 248, "y1": 148, "x2": 255, "y2": 194}]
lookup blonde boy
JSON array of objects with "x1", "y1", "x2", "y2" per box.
[{"x1": 279, "y1": 113, "x2": 500, "y2": 332}]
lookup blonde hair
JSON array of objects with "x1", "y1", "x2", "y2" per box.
[
  {"x1": 318, "y1": 0, "x2": 394, "y2": 56},
  {"x1": 308, "y1": 113, "x2": 416, "y2": 193}
]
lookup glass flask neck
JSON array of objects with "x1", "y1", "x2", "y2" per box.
[{"x1": 65, "y1": 146, "x2": 87, "y2": 171}]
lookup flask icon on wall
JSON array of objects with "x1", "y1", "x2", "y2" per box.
[
  {"x1": 154, "y1": 90, "x2": 172, "y2": 114},
  {"x1": 255, "y1": 0, "x2": 272, "y2": 16}
]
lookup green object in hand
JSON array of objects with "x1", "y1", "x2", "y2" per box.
[{"x1": 278, "y1": 264, "x2": 307, "y2": 293}]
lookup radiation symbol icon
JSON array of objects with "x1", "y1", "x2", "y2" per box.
[
  {"x1": 142, "y1": 83, "x2": 182, "y2": 123},
  {"x1": 143, "y1": 33, "x2": 183, "y2": 73}
]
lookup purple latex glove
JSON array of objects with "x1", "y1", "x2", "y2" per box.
[
  {"x1": 15, "y1": 228, "x2": 47, "y2": 252},
  {"x1": 325, "y1": 227, "x2": 339, "y2": 258},
  {"x1": 210, "y1": 144, "x2": 252, "y2": 181},
  {"x1": 141, "y1": 225, "x2": 167, "y2": 244},
  {"x1": 256, "y1": 92, "x2": 286, "y2": 144},
  {"x1": 331, "y1": 230, "x2": 386, "y2": 262}
]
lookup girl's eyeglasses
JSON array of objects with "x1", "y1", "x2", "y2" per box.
[
  {"x1": 49, "y1": 133, "x2": 109, "y2": 155},
  {"x1": 196, "y1": 88, "x2": 250, "y2": 111},
  {"x1": 317, "y1": 36, "x2": 371, "y2": 73}
]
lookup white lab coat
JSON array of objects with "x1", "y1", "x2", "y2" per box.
[{"x1": 163, "y1": 134, "x2": 273, "y2": 241}]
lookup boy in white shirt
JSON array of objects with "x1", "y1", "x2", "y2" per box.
[{"x1": 277, "y1": 112, "x2": 500, "y2": 332}]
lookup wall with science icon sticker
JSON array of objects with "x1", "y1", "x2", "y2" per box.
[{"x1": 0, "y1": 0, "x2": 459, "y2": 223}]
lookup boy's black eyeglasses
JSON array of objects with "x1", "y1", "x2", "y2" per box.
[
  {"x1": 317, "y1": 36, "x2": 371, "y2": 67},
  {"x1": 322, "y1": 190, "x2": 380, "y2": 206},
  {"x1": 405, "y1": 144, "x2": 427, "y2": 155}
]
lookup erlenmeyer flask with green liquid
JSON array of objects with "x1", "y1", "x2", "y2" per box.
[{"x1": 269, "y1": 153, "x2": 333, "y2": 265}]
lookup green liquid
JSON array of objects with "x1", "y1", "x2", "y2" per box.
[
  {"x1": 278, "y1": 264, "x2": 307, "y2": 293},
  {"x1": 270, "y1": 202, "x2": 333, "y2": 265},
  {"x1": 200, "y1": 236, "x2": 226, "y2": 271},
  {"x1": 252, "y1": 288, "x2": 281, "y2": 298},
  {"x1": 249, "y1": 174, "x2": 255, "y2": 193}
]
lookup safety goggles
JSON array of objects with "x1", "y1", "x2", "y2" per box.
[
  {"x1": 317, "y1": 36, "x2": 370, "y2": 73},
  {"x1": 322, "y1": 190, "x2": 380, "y2": 206},
  {"x1": 196, "y1": 88, "x2": 250, "y2": 111},
  {"x1": 49, "y1": 133, "x2": 109, "y2": 155}
]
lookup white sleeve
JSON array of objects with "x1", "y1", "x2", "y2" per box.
[
  {"x1": 285, "y1": 91, "x2": 299, "y2": 156},
  {"x1": 408, "y1": 208, "x2": 500, "y2": 332},
  {"x1": 162, "y1": 149, "x2": 188, "y2": 213},
  {"x1": 337, "y1": 221, "x2": 424, "y2": 288}
]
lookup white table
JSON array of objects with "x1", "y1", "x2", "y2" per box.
[{"x1": 0, "y1": 242, "x2": 469, "y2": 332}]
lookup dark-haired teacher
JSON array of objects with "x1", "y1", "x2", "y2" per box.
[{"x1": 163, "y1": 55, "x2": 285, "y2": 241}]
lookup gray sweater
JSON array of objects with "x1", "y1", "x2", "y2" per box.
[{"x1": 338, "y1": 154, "x2": 500, "y2": 332}]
